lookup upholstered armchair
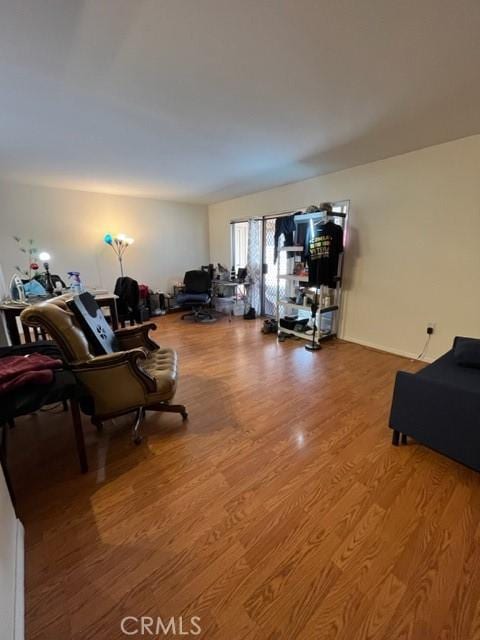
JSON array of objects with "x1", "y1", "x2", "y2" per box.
[{"x1": 20, "y1": 297, "x2": 187, "y2": 443}]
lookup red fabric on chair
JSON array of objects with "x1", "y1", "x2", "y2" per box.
[{"x1": 0, "y1": 353, "x2": 63, "y2": 395}]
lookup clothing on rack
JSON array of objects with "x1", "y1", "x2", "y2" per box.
[
  {"x1": 273, "y1": 214, "x2": 296, "y2": 262},
  {"x1": 305, "y1": 220, "x2": 344, "y2": 288},
  {"x1": 295, "y1": 221, "x2": 309, "y2": 259}
]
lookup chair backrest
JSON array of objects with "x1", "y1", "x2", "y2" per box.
[
  {"x1": 114, "y1": 277, "x2": 140, "y2": 314},
  {"x1": 184, "y1": 270, "x2": 211, "y2": 294},
  {"x1": 20, "y1": 301, "x2": 93, "y2": 363},
  {"x1": 68, "y1": 292, "x2": 119, "y2": 355}
]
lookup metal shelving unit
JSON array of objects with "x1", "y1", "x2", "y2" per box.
[{"x1": 275, "y1": 206, "x2": 348, "y2": 346}]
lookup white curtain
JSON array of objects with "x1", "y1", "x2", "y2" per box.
[{"x1": 247, "y1": 218, "x2": 262, "y2": 314}]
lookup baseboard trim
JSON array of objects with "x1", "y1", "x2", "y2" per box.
[
  {"x1": 14, "y1": 520, "x2": 24, "y2": 640},
  {"x1": 341, "y1": 335, "x2": 434, "y2": 363}
]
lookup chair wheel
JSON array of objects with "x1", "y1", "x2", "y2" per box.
[
  {"x1": 181, "y1": 411, "x2": 188, "y2": 421},
  {"x1": 134, "y1": 435, "x2": 143, "y2": 445}
]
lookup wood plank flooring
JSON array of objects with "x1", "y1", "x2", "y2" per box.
[{"x1": 9, "y1": 315, "x2": 480, "y2": 640}]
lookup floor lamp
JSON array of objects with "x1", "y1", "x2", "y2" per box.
[{"x1": 104, "y1": 233, "x2": 134, "y2": 277}]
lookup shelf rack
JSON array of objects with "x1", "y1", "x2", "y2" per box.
[{"x1": 275, "y1": 207, "x2": 348, "y2": 345}]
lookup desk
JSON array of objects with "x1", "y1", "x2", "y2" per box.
[
  {"x1": 212, "y1": 281, "x2": 250, "y2": 317},
  {"x1": 0, "y1": 292, "x2": 119, "y2": 345},
  {"x1": 212, "y1": 280, "x2": 249, "y2": 297}
]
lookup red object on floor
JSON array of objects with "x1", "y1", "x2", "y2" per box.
[{"x1": 0, "y1": 353, "x2": 63, "y2": 395}]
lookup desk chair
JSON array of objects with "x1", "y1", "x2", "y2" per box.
[
  {"x1": 21, "y1": 294, "x2": 187, "y2": 444},
  {"x1": 176, "y1": 270, "x2": 215, "y2": 322}
]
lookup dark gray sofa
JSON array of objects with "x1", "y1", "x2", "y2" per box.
[{"x1": 389, "y1": 337, "x2": 480, "y2": 471}]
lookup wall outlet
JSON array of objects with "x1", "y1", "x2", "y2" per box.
[{"x1": 427, "y1": 323, "x2": 436, "y2": 334}]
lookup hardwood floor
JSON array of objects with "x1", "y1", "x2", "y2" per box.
[{"x1": 9, "y1": 315, "x2": 480, "y2": 639}]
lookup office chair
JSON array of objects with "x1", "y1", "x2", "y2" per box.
[
  {"x1": 176, "y1": 270, "x2": 215, "y2": 322},
  {"x1": 21, "y1": 294, "x2": 187, "y2": 444}
]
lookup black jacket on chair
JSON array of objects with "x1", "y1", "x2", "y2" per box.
[{"x1": 114, "y1": 277, "x2": 141, "y2": 326}]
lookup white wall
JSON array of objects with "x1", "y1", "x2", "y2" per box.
[
  {"x1": 209, "y1": 135, "x2": 480, "y2": 360},
  {"x1": 0, "y1": 181, "x2": 209, "y2": 293},
  {"x1": 0, "y1": 467, "x2": 23, "y2": 640}
]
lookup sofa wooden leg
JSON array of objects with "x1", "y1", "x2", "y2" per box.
[
  {"x1": 70, "y1": 399, "x2": 88, "y2": 473},
  {"x1": 392, "y1": 429, "x2": 400, "y2": 446},
  {"x1": 401, "y1": 433, "x2": 408, "y2": 445}
]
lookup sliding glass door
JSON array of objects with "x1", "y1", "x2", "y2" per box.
[{"x1": 261, "y1": 216, "x2": 287, "y2": 317}]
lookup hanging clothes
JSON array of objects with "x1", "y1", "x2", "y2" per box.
[
  {"x1": 305, "y1": 220, "x2": 344, "y2": 288},
  {"x1": 273, "y1": 214, "x2": 296, "y2": 262},
  {"x1": 295, "y1": 220, "x2": 309, "y2": 259}
]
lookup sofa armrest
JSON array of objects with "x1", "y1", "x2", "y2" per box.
[
  {"x1": 114, "y1": 323, "x2": 159, "y2": 351},
  {"x1": 389, "y1": 370, "x2": 480, "y2": 471}
]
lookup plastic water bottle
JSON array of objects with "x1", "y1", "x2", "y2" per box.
[{"x1": 68, "y1": 271, "x2": 83, "y2": 295}]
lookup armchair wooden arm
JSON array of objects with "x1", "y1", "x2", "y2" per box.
[
  {"x1": 71, "y1": 348, "x2": 156, "y2": 416},
  {"x1": 114, "y1": 323, "x2": 159, "y2": 351}
]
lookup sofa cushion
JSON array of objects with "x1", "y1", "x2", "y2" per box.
[
  {"x1": 453, "y1": 337, "x2": 480, "y2": 369},
  {"x1": 417, "y1": 349, "x2": 480, "y2": 393}
]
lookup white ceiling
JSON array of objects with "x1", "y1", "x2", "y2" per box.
[{"x1": 1, "y1": 0, "x2": 480, "y2": 204}]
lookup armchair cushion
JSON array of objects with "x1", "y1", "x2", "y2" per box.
[{"x1": 141, "y1": 348, "x2": 178, "y2": 402}]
